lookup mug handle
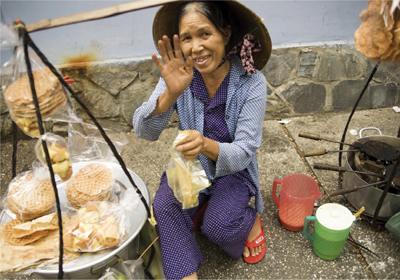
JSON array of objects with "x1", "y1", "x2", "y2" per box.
[
  {"x1": 272, "y1": 179, "x2": 282, "y2": 208},
  {"x1": 303, "y1": 216, "x2": 316, "y2": 243}
]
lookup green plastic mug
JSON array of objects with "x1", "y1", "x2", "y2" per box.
[{"x1": 303, "y1": 203, "x2": 355, "y2": 260}]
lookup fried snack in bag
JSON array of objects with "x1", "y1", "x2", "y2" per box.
[
  {"x1": 166, "y1": 130, "x2": 210, "y2": 209},
  {"x1": 35, "y1": 133, "x2": 73, "y2": 182},
  {"x1": 354, "y1": 0, "x2": 400, "y2": 62},
  {"x1": 63, "y1": 189, "x2": 140, "y2": 253}
]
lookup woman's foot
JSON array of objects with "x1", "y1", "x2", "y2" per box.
[{"x1": 243, "y1": 214, "x2": 265, "y2": 259}]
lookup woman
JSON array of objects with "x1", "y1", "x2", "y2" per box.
[{"x1": 133, "y1": 1, "x2": 272, "y2": 279}]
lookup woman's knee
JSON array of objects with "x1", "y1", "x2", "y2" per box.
[
  {"x1": 152, "y1": 189, "x2": 175, "y2": 216},
  {"x1": 201, "y1": 212, "x2": 245, "y2": 244}
]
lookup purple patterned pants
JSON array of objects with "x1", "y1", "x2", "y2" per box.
[{"x1": 152, "y1": 172, "x2": 257, "y2": 279}]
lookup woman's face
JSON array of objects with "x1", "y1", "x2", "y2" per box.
[{"x1": 179, "y1": 10, "x2": 231, "y2": 76}]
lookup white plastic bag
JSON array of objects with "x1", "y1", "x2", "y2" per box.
[{"x1": 166, "y1": 130, "x2": 210, "y2": 209}]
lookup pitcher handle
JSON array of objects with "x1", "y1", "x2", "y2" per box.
[
  {"x1": 303, "y1": 216, "x2": 316, "y2": 243},
  {"x1": 272, "y1": 179, "x2": 282, "y2": 208}
]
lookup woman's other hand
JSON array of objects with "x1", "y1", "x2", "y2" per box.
[
  {"x1": 152, "y1": 35, "x2": 193, "y2": 98},
  {"x1": 176, "y1": 130, "x2": 218, "y2": 162}
]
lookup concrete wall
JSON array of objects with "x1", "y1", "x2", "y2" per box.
[{"x1": 2, "y1": 44, "x2": 399, "y2": 139}]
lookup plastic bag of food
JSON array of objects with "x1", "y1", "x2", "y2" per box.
[
  {"x1": 98, "y1": 258, "x2": 140, "y2": 280},
  {"x1": 354, "y1": 0, "x2": 400, "y2": 79},
  {"x1": 355, "y1": 0, "x2": 400, "y2": 62},
  {"x1": 166, "y1": 130, "x2": 210, "y2": 209},
  {"x1": 63, "y1": 189, "x2": 140, "y2": 253},
  {"x1": 34, "y1": 133, "x2": 73, "y2": 182},
  {"x1": 64, "y1": 163, "x2": 121, "y2": 209},
  {"x1": 99, "y1": 267, "x2": 128, "y2": 280},
  {"x1": 1, "y1": 171, "x2": 56, "y2": 221},
  {"x1": 1, "y1": 46, "x2": 80, "y2": 138},
  {"x1": 67, "y1": 122, "x2": 128, "y2": 164},
  {"x1": 385, "y1": 211, "x2": 400, "y2": 240}
]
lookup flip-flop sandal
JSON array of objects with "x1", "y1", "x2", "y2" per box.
[{"x1": 243, "y1": 216, "x2": 266, "y2": 264}]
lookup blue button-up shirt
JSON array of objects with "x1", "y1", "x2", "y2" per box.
[{"x1": 133, "y1": 55, "x2": 267, "y2": 212}]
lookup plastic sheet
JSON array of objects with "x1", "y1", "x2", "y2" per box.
[
  {"x1": 67, "y1": 122, "x2": 128, "y2": 164},
  {"x1": 98, "y1": 259, "x2": 145, "y2": 280},
  {"x1": 166, "y1": 130, "x2": 210, "y2": 209}
]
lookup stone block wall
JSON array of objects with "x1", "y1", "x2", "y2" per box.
[
  {"x1": 1, "y1": 45, "x2": 399, "y2": 139},
  {"x1": 262, "y1": 45, "x2": 399, "y2": 119}
]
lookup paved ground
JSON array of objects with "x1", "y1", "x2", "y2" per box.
[{"x1": 1, "y1": 107, "x2": 400, "y2": 279}]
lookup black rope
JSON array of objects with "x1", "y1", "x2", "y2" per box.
[
  {"x1": 20, "y1": 24, "x2": 151, "y2": 219},
  {"x1": 12, "y1": 122, "x2": 18, "y2": 178},
  {"x1": 337, "y1": 62, "x2": 380, "y2": 194},
  {"x1": 338, "y1": 63, "x2": 380, "y2": 168},
  {"x1": 12, "y1": 46, "x2": 19, "y2": 179},
  {"x1": 18, "y1": 25, "x2": 64, "y2": 279}
]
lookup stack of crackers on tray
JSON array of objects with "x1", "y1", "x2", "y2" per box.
[
  {"x1": 355, "y1": 0, "x2": 400, "y2": 62},
  {"x1": 4, "y1": 67, "x2": 66, "y2": 137},
  {"x1": 0, "y1": 162, "x2": 119, "y2": 274},
  {"x1": 66, "y1": 163, "x2": 114, "y2": 208},
  {"x1": 0, "y1": 213, "x2": 80, "y2": 274}
]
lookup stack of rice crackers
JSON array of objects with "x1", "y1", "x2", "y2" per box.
[
  {"x1": 4, "y1": 67, "x2": 66, "y2": 137},
  {"x1": 355, "y1": 0, "x2": 400, "y2": 62}
]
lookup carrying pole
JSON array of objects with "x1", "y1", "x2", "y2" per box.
[{"x1": 26, "y1": 0, "x2": 179, "y2": 32}]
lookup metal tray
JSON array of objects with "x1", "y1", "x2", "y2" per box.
[{"x1": 1, "y1": 161, "x2": 150, "y2": 279}]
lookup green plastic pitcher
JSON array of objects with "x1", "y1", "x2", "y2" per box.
[{"x1": 303, "y1": 203, "x2": 355, "y2": 260}]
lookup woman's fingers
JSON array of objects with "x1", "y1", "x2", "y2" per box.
[
  {"x1": 151, "y1": 54, "x2": 163, "y2": 69},
  {"x1": 163, "y1": 35, "x2": 175, "y2": 61},
  {"x1": 176, "y1": 131, "x2": 204, "y2": 159},
  {"x1": 173, "y1": 35, "x2": 183, "y2": 59},
  {"x1": 158, "y1": 39, "x2": 170, "y2": 63}
]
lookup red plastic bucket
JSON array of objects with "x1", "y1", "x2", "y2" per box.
[{"x1": 273, "y1": 174, "x2": 321, "y2": 231}]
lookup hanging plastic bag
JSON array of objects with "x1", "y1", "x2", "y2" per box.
[
  {"x1": 1, "y1": 46, "x2": 80, "y2": 138},
  {"x1": 166, "y1": 130, "x2": 210, "y2": 209},
  {"x1": 355, "y1": 0, "x2": 400, "y2": 62},
  {"x1": 0, "y1": 22, "x2": 19, "y2": 49},
  {"x1": 139, "y1": 221, "x2": 165, "y2": 279},
  {"x1": 354, "y1": 0, "x2": 400, "y2": 79},
  {"x1": 34, "y1": 133, "x2": 73, "y2": 182},
  {"x1": 67, "y1": 122, "x2": 128, "y2": 164},
  {"x1": 62, "y1": 189, "x2": 141, "y2": 252}
]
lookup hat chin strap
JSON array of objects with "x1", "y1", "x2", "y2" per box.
[{"x1": 215, "y1": 33, "x2": 262, "y2": 75}]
